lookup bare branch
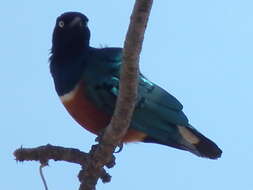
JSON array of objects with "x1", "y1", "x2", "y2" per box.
[
  {"x1": 14, "y1": 145, "x2": 111, "y2": 184},
  {"x1": 14, "y1": 144, "x2": 88, "y2": 165},
  {"x1": 80, "y1": 0, "x2": 153, "y2": 189}
]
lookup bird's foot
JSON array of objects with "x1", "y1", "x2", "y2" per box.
[{"x1": 95, "y1": 129, "x2": 106, "y2": 143}]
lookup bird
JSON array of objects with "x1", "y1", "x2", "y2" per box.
[{"x1": 49, "y1": 11, "x2": 222, "y2": 159}]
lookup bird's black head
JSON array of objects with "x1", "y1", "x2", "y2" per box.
[{"x1": 51, "y1": 12, "x2": 90, "y2": 57}]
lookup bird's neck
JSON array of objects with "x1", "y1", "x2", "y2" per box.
[
  {"x1": 51, "y1": 43, "x2": 89, "y2": 61},
  {"x1": 49, "y1": 48, "x2": 88, "y2": 96}
]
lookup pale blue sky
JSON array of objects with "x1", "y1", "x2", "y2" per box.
[{"x1": 1, "y1": 0, "x2": 253, "y2": 189}]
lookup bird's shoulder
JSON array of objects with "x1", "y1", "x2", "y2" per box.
[{"x1": 81, "y1": 47, "x2": 122, "y2": 85}]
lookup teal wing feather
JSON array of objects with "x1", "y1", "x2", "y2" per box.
[
  {"x1": 82, "y1": 47, "x2": 121, "y2": 113},
  {"x1": 83, "y1": 47, "x2": 188, "y2": 134},
  {"x1": 82, "y1": 48, "x2": 222, "y2": 159}
]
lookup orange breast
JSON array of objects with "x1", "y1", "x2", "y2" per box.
[
  {"x1": 61, "y1": 83, "x2": 110, "y2": 134},
  {"x1": 60, "y1": 82, "x2": 147, "y2": 142}
]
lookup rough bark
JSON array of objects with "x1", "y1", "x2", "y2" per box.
[{"x1": 80, "y1": 1, "x2": 153, "y2": 189}]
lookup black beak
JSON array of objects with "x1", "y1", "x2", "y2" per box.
[{"x1": 69, "y1": 17, "x2": 81, "y2": 27}]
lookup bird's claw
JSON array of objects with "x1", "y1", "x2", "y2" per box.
[{"x1": 114, "y1": 143, "x2": 123, "y2": 153}]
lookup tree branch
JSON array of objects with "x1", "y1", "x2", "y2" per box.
[
  {"x1": 14, "y1": 144, "x2": 111, "y2": 183},
  {"x1": 80, "y1": 0, "x2": 153, "y2": 189},
  {"x1": 13, "y1": 0, "x2": 153, "y2": 190}
]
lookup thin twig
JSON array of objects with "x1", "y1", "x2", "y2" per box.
[{"x1": 39, "y1": 164, "x2": 49, "y2": 190}]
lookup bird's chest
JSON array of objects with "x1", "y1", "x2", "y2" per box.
[
  {"x1": 60, "y1": 81, "x2": 111, "y2": 134},
  {"x1": 59, "y1": 81, "x2": 147, "y2": 142}
]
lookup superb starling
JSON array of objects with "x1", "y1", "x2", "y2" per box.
[{"x1": 50, "y1": 12, "x2": 222, "y2": 159}]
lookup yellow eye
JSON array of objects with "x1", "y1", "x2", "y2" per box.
[{"x1": 58, "y1": 21, "x2": 64, "y2": 28}]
